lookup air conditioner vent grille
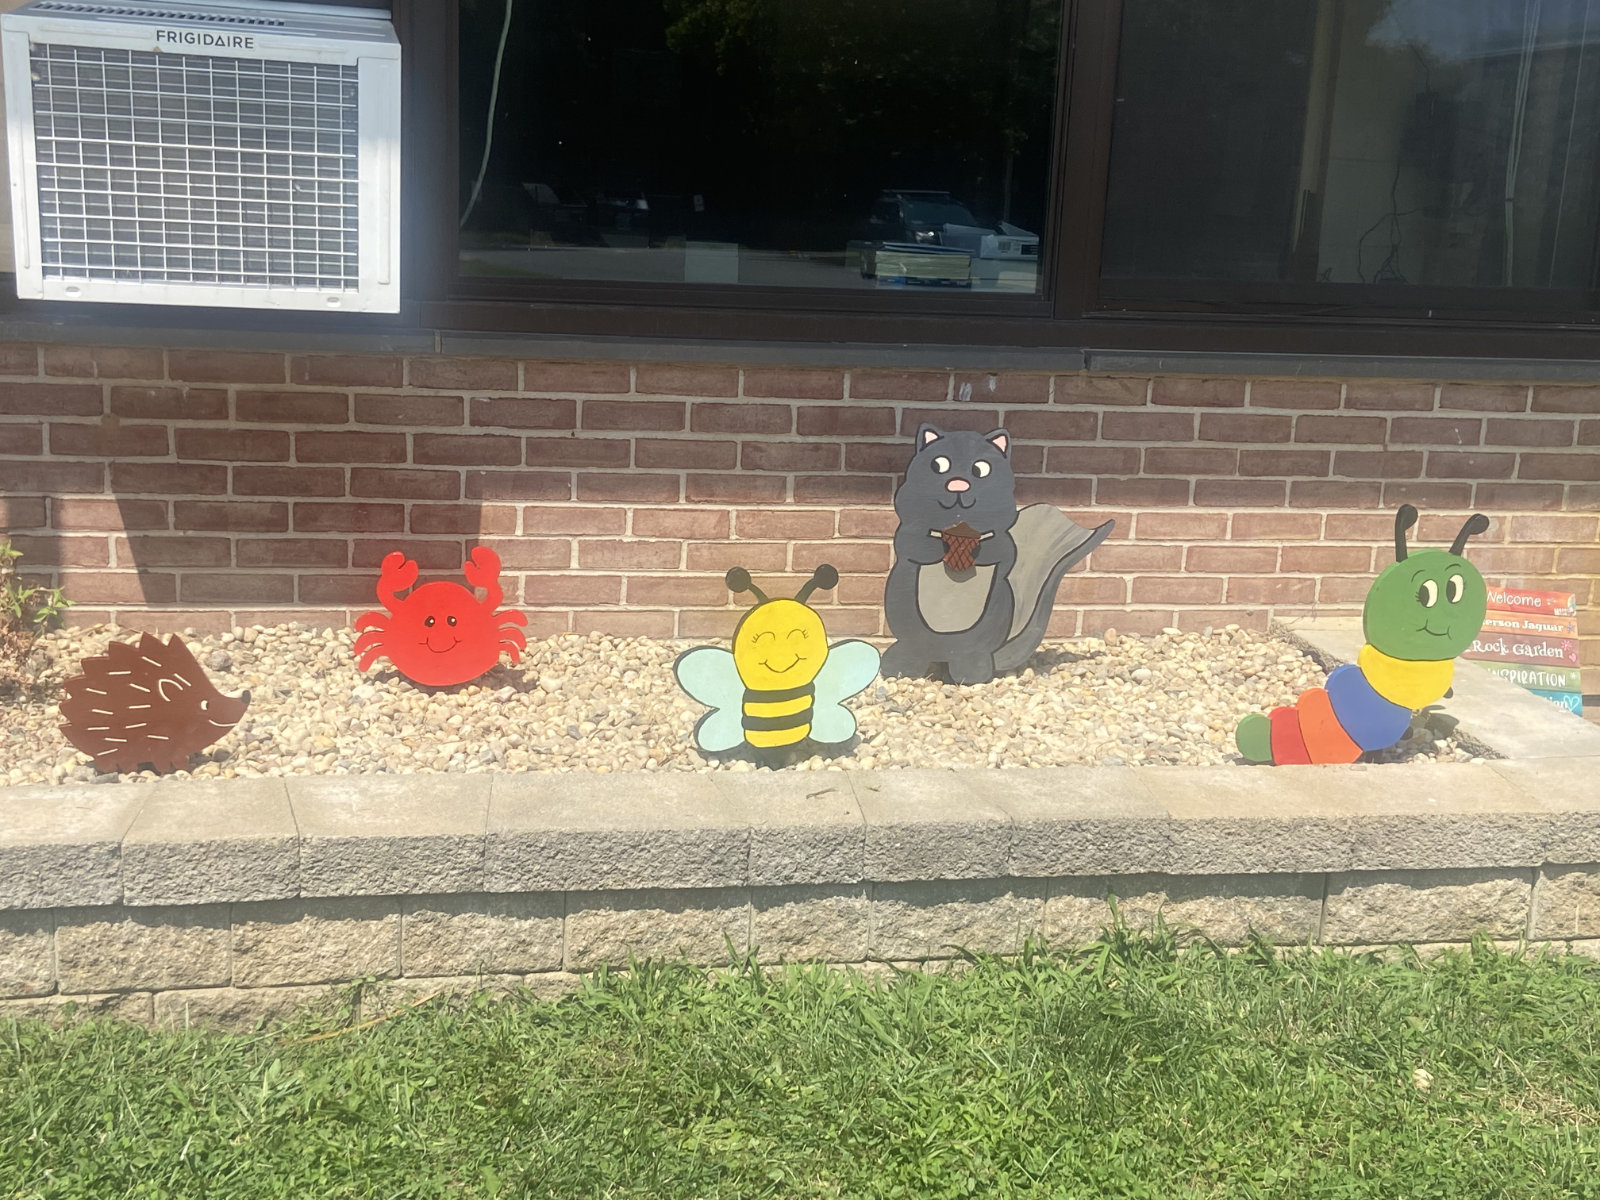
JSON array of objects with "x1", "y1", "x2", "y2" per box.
[
  {"x1": 30, "y1": 3, "x2": 286, "y2": 27},
  {"x1": 30, "y1": 43, "x2": 358, "y2": 289}
]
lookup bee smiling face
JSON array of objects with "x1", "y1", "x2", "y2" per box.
[
  {"x1": 732, "y1": 599, "x2": 830, "y2": 691},
  {"x1": 1363, "y1": 549, "x2": 1488, "y2": 662}
]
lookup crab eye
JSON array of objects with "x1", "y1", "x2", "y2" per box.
[
  {"x1": 973, "y1": 460, "x2": 992, "y2": 478},
  {"x1": 1446, "y1": 573, "x2": 1464, "y2": 604},
  {"x1": 932, "y1": 456, "x2": 951, "y2": 474},
  {"x1": 424, "y1": 616, "x2": 436, "y2": 627},
  {"x1": 447, "y1": 615, "x2": 458, "y2": 626},
  {"x1": 1418, "y1": 580, "x2": 1439, "y2": 608}
]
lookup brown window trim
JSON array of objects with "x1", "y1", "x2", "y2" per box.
[{"x1": 1, "y1": 0, "x2": 1598, "y2": 361}]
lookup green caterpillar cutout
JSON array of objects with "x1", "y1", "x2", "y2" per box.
[{"x1": 1236, "y1": 505, "x2": 1490, "y2": 765}]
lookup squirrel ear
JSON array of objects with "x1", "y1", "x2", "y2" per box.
[
  {"x1": 916, "y1": 423, "x2": 942, "y2": 448},
  {"x1": 985, "y1": 428, "x2": 1010, "y2": 456}
]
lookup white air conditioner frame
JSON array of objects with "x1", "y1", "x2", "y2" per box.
[{"x1": 1, "y1": 1, "x2": 401, "y2": 313}]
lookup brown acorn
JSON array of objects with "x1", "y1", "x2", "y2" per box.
[{"x1": 58, "y1": 634, "x2": 251, "y2": 774}]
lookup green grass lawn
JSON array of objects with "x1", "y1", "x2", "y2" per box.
[{"x1": 4, "y1": 933, "x2": 1600, "y2": 1199}]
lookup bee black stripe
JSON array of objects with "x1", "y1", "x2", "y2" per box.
[
  {"x1": 742, "y1": 708, "x2": 814, "y2": 733},
  {"x1": 744, "y1": 684, "x2": 816, "y2": 704}
]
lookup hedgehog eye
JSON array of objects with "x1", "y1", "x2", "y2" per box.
[
  {"x1": 973, "y1": 460, "x2": 992, "y2": 478},
  {"x1": 1446, "y1": 573, "x2": 1464, "y2": 604},
  {"x1": 932, "y1": 456, "x2": 951, "y2": 474},
  {"x1": 424, "y1": 616, "x2": 436, "y2": 627},
  {"x1": 447, "y1": 615, "x2": 458, "y2": 627},
  {"x1": 1418, "y1": 580, "x2": 1439, "y2": 608}
]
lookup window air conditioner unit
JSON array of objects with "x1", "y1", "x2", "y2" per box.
[{"x1": 1, "y1": 0, "x2": 400, "y2": 312}]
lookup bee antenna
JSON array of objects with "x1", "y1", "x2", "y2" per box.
[
  {"x1": 795, "y1": 564, "x2": 838, "y2": 605},
  {"x1": 1394, "y1": 504, "x2": 1418, "y2": 562},
  {"x1": 725, "y1": 566, "x2": 768, "y2": 605},
  {"x1": 1450, "y1": 513, "x2": 1490, "y2": 557}
]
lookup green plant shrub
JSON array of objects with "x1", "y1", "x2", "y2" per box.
[{"x1": 0, "y1": 536, "x2": 71, "y2": 694}]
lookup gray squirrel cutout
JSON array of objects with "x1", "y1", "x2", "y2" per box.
[{"x1": 880, "y1": 424, "x2": 1115, "y2": 685}]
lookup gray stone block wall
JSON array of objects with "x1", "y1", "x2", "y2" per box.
[{"x1": 5, "y1": 749, "x2": 1600, "y2": 1029}]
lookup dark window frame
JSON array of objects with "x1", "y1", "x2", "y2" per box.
[{"x1": 3, "y1": 0, "x2": 1600, "y2": 359}]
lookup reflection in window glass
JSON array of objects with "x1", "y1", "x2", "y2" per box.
[
  {"x1": 458, "y1": 0, "x2": 1061, "y2": 294},
  {"x1": 1102, "y1": 0, "x2": 1600, "y2": 292}
]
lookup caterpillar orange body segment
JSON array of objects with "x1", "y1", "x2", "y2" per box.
[{"x1": 1296, "y1": 686, "x2": 1363, "y2": 764}]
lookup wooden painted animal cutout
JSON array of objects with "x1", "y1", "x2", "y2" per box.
[
  {"x1": 1236, "y1": 505, "x2": 1491, "y2": 765},
  {"x1": 675, "y1": 565, "x2": 881, "y2": 765},
  {"x1": 59, "y1": 633, "x2": 250, "y2": 774},
  {"x1": 353, "y1": 546, "x2": 527, "y2": 686},
  {"x1": 880, "y1": 424, "x2": 1114, "y2": 684}
]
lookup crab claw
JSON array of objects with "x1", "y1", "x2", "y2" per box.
[
  {"x1": 379, "y1": 552, "x2": 419, "y2": 592},
  {"x1": 461, "y1": 546, "x2": 502, "y2": 591}
]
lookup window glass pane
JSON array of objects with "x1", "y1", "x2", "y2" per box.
[
  {"x1": 1102, "y1": 0, "x2": 1600, "y2": 292},
  {"x1": 457, "y1": 0, "x2": 1061, "y2": 294}
]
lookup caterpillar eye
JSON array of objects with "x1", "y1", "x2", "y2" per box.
[
  {"x1": 1446, "y1": 573, "x2": 1464, "y2": 604},
  {"x1": 424, "y1": 616, "x2": 436, "y2": 627},
  {"x1": 932, "y1": 456, "x2": 951, "y2": 473},
  {"x1": 1418, "y1": 580, "x2": 1439, "y2": 607},
  {"x1": 973, "y1": 460, "x2": 992, "y2": 478}
]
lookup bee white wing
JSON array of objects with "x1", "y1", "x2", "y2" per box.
[
  {"x1": 808, "y1": 639, "x2": 882, "y2": 746},
  {"x1": 673, "y1": 645, "x2": 746, "y2": 754}
]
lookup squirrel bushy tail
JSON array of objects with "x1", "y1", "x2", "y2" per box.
[{"x1": 993, "y1": 506, "x2": 1115, "y2": 673}]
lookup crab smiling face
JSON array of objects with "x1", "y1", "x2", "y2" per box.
[
  {"x1": 353, "y1": 548, "x2": 528, "y2": 687},
  {"x1": 1363, "y1": 549, "x2": 1488, "y2": 662}
]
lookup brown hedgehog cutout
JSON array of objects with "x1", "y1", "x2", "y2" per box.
[{"x1": 58, "y1": 634, "x2": 251, "y2": 774}]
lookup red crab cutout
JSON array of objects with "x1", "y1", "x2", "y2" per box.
[{"x1": 353, "y1": 547, "x2": 528, "y2": 686}]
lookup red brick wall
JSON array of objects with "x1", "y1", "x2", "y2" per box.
[{"x1": 0, "y1": 342, "x2": 1595, "y2": 695}]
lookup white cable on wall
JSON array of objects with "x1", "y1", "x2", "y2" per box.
[{"x1": 460, "y1": 0, "x2": 516, "y2": 230}]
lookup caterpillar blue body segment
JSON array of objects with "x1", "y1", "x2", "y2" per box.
[{"x1": 1325, "y1": 663, "x2": 1411, "y2": 751}]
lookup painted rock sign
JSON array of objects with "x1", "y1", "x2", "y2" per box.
[
  {"x1": 675, "y1": 565, "x2": 881, "y2": 765},
  {"x1": 1236, "y1": 505, "x2": 1492, "y2": 765},
  {"x1": 59, "y1": 633, "x2": 250, "y2": 774},
  {"x1": 353, "y1": 547, "x2": 528, "y2": 687},
  {"x1": 1464, "y1": 587, "x2": 1583, "y2": 714},
  {"x1": 880, "y1": 424, "x2": 1114, "y2": 685}
]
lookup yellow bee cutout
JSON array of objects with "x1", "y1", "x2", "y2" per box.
[{"x1": 674, "y1": 565, "x2": 882, "y2": 763}]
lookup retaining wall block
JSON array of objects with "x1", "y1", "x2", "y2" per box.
[
  {"x1": 231, "y1": 897, "x2": 401, "y2": 987},
  {"x1": 154, "y1": 984, "x2": 347, "y2": 1032},
  {"x1": 54, "y1": 903, "x2": 231, "y2": 993},
  {"x1": 0, "y1": 990, "x2": 154, "y2": 1025},
  {"x1": 563, "y1": 886, "x2": 750, "y2": 970},
  {"x1": 488, "y1": 774, "x2": 749, "y2": 892},
  {"x1": 854, "y1": 770, "x2": 1011, "y2": 882},
  {"x1": 0, "y1": 909, "x2": 54, "y2": 998},
  {"x1": 1143, "y1": 765, "x2": 1365, "y2": 874},
  {"x1": 751, "y1": 884, "x2": 869, "y2": 964},
  {"x1": 723, "y1": 772, "x2": 865, "y2": 887},
  {"x1": 1322, "y1": 868, "x2": 1534, "y2": 944},
  {"x1": 400, "y1": 893, "x2": 564, "y2": 977},
  {"x1": 1532, "y1": 865, "x2": 1600, "y2": 940},
  {"x1": 869, "y1": 878, "x2": 1046, "y2": 960},
  {"x1": 0, "y1": 786, "x2": 143, "y2": 909},
  {"x1": 978, "y1": 767, "x2": 1170, "y2": 876},
  {"x1": 1042, "y1": 872, "x2": 1323, "y2": 946},
  {"x1": 122, "y1": 778, "x2": 298, "y2": 905},
  {"x1": 290, "y1": 775, "x2": 488, "y2": 897}
]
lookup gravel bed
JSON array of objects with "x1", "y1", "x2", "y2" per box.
[{"x1": 0, "y1": 622, "x2": 1479, "y2": 787}]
